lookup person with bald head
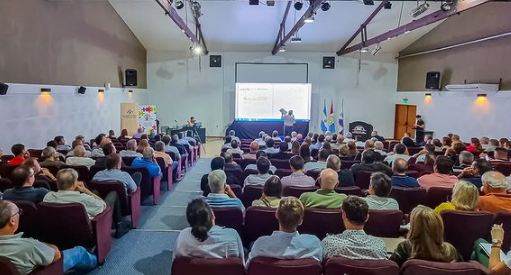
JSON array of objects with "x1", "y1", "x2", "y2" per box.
[
  {"x1": 299, "y1": 168, "x2": 347, "y2": 209},
  {"x1": 479, "y1": 171, "x2": 511, "y2": 213},
  {"x1": 243, "y1": 141, "x2": 259, "y2": 160},
  {"x1": 363, "y1": 172, "x2": 399, "y2": 210},
  {"x1": 391, "y1": 158, "x2": 419, "y2": 188},
  {"x1": 0, "y1": 201, "x2": 97, "y2": 274}
]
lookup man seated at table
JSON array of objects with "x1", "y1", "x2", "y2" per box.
[
  {"x1": 0, "y1": 201, "x2": 98, "y2": 274},
  {"x1": 131, "y1": 148, "x2": 162, "y2": 178},
  {"x1": 364, "y1": 172, "x2": 399, "y2": 210},
  {"x1": 247, "y1": 197, "x2": 322, "y2": 266},
  {"x1": 206, "y1": 170, "x2": 244, "y2": 210},
  {"x1": 3, "y1": 166, "x2": 49, "y2": 203},
  {"x1": 300, "y1": 168, "x2": 347, "y2": 209},
  {"x1": 281, "y1": 156, "x2": 316, "y2": 188}
]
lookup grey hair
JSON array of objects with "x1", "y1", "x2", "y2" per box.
[
  {"x1": 155, "y1": 141, "x2": 165, "y2": 152},
  {"x1": 208, "y1": 170, "x2": 227, "y2": 193},
  {"x1": 459, "y1": 151, "x2": 474, "y2": 165},
  {"x1": 42, "y1": 146, "x2": 57, "y2": 159},
  {"x1": 171, "y1": 135, "x2": 179, "y2": 142},
  {"x1": 345, "y1": 132, "x2": 353, "y2": 138},
  {"x1": 229, "y1": 130, "x2": 235, "y2": 136},
  {"x1": 143, "y1": 148, "x2": 155, "y2": 160},
  {"x1": 374, "y1": 141, "x2": 384, "y2": 150},
  {"x1": 482, "y1": 171, "x2": 508, "y2": 189},
  {"x1": 127, "y1": 139, "x2": 137, "y2": 151}
]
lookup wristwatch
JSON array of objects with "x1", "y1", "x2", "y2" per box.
[{"x1": 492, "y1": 239, "x2": 503, "y2": 246}]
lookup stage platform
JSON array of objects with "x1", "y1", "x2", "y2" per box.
[{"x1": 226, "y1": 121, "x2": 309, "y2": 139}]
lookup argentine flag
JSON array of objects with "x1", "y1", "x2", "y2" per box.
[{"x1": 321, "y1": 100, "x2": 328, "y2": 133}]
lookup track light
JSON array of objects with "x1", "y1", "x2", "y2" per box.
[
  {"x1": 291, "y1": 36, "x2": 302, "y2": 43},
  {"x1": 279, "y1": 47, "x2": 286, "y2": 53},
  {"x1": 384, "y1": 1, "x2": 392, "y2": 9},
  {"x1": 294, "y1": 1, "x2": 303, "y2": 10},
  {"x1": 441, "y1": 0, "x2": 453, "y2": 11},
  {"x1": 360, "y1": 47, "x2": 369, "y2": 53},
  {"x1": 321, "y1": 2, "x2": 330, "y2": 11},
  {"x1": 175, "y1": 0, "x2": 184, "y2": 9},
  {"x1": 192, "y1": 1, "x2": 202, "y2": 18},
  {"x1": 411, "y1": 2, "x2": 429, "y2": 18},
  {"x1": 371, "y1": 44, "x2": 382, "y2": 55},
  {"x1": 304, "y1": 15, "x2": 314, "y2": 23},
  {"x1": 192, "y1": 45, "x2": 204, "y2": 55}
]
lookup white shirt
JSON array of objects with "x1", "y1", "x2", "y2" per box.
[
  {"x1": 283, "y1": 115, "x2": 295, "y2": 126},
  {"x1": 363, "y1": 195, "x2": 399, "y2": 210},
  {"x1": 227, "y1": 148, "x2": 245, "y2": 158},
  {"x1": 303, "y1": 161, "x2": 326, "y2": 173},
  {"x1": 247, "y1": 231, "x2": 322, "y2": 267},
  {"x1": 244, "y1": 173, "x2": 273, "y2": 187},
  {"x1": 504, "y1": 251, "x2": 511, "y2": 269},
  {"x1": 246, "y1": 164, "x2": 277, "y2": 174},
  {"x1": 65, "y1": 157, "x2": 96, "y2": 169},
  {"x1": 174, "y1": 226, "x2": 245, "y2": 262},
  {"x1": 384, "y1": 154, "x2": 411, "y2": 165},
  {"x1": 43, "y1": 190, "x2": 106, "y2": 219},
  {"x1": 281, "y1": 172, "x2": 316, "y2": 187}
]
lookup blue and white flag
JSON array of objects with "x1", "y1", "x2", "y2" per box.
[
  {"x1": 338, "y1": 101, "x2": 344, "y2": 135},
  {"x1": 321, "y1": 100, "x2": 328, "y2": 133}
]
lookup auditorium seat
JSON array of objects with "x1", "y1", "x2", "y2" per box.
[
  {"x1": 0, "y1": 256, "x2": 64, "y2": 275},
  {"x1": 242, "y1": 169, "x2": 259, "y2": 184},
  {"x1": 335, "y1": 186, "x2": 362, "y2": 196},
  {"x1": 311, "y1": 149, "x2": 319, "y2": 159},
  {"x1": 305, "y1": 170, "x2": 320, "y2": 180},
  {"x1": 0, "y1": 165, "x2": 19, "y2": 179},
  {"x1": 495, "y1": 162, "x2": 511, "y2": 176},
  {"x1": 171, "y1": 257, "x2": 245, "y2": 275},
  {"x1": 88, "y1": 180, "x2": 142, "y2": 229},
  {"x1": 211, "y1": 207, "x2": 243, "y2": 237},
  {"x1": 354, "y1": 171, "x2": 372, "y2": 190},
  {"x1": 247, "y1": 257, "x2": 322, "y2": 275},
  {"x1": 324, "y1": 256, "x2": 399, "y2": 275},
  {"x1": 299, "y1": 208, "x2": 344, "y2": 239},
  {"x1": 494, "y1": 212, "x2": 511, "y2": 252},
  {"x1": 400, "y1": 259, "x2": 487, "y2": 275},
  {"x1": 0, "y1": 178, "x2": 13, "y2": 192},
  {"x1": 405, "y1": 170, "x2": 419, "y2": 178},
  {"x1": 168, "y1": 152, "x2": 182, "y2": 180},
  {"x1": 89, "y1": 165, "x2": 104, "y2": 179},
  {"x1": 441, "y1": 210, "x2": 494, "y2": 260},
  {"x1": 27, "y1": 149, "x2": 43, "y2": 160},
  {"x1": 37, "y1": 202, "x2": 113, "y2": 264},
  {"x1": 241, "y1": 185, "x2": 263, "y2": 208},
  {"x1": 283, "y1": 186, "x2": 318, "y2": 198},
  {"x1": 271, "y1": 159, "x2": 290, "y2": 170},
  {"x1": 40, "y1": 165, "x2": 59, "y2": 177},
  {"x1": 155, "y1": 157, "x2": 173, "y2": 189},
  {"x1": 407, "y1": 147, "x2": 423, "y2": 155},
  {"x1": 390, "y1": 187, "x2": 426, "y2": 214},
  {"x1": 240, "y1": 158, "x2": 256, "y2": 170},
  {"x1": 0, "y1": 154, "x2": 15, "y2": 163},
  {"x1": 121, "y1": 166, "x2": 162, "y2": 205},
  {"x1": 243, "y1": 206, "x2": 279, "y2": 245},
  {"x1": 275, "y1": 169, "x2": 292, "y2": 178},
  {"x1": 365, "y1": 210, "x2": 404, "y2": 238},
  {"x1": 425, "y1": 187, "x2": 452, "y2": 208},
  {"x1": 60, "y1": 165, "x2": 90, "y2": 183},
  {"x1": 12, "y1": 201, "x2": 40, "y2": 239},
  {"x1": 340, "y1": 160, "x2": 359, "y2": 169}
]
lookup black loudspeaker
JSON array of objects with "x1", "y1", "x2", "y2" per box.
[
  {"x1": 426, "y1": 71, "x2": 441, "y2": 90},
  {"x1": 78, "y1": 86, "x2": 86, "y2": 94},
  {"x1": 210, "y1": 55, "x2": 222, "y2": 67},
  {"x1": 249, "y1": 0, "x2": 259, "y2": 5},
  {"x1": 125, "y1": 69, "x2": 138, "y2": 87},
  {"x1": 0, "y1": 83, "x2": 8, "y2": 95},
  {"x1": 323, "y1": 56, "x2": 335, "y2": 69}
]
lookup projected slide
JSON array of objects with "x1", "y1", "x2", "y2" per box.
[{"x1": 235, "y1": 83, "x2": 311, "y2": 121}]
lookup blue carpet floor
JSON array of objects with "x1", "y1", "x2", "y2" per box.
[{"x1": 88, "y1": 158, "x2": 210, "y2": 275}]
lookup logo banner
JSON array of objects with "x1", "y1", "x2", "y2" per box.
[{"x1": 121, "y1": 103, "x2": 139, "y2": 136}]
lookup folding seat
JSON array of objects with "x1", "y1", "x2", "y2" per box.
[
  {"x1": 122, "y1": 156, "x2": 137, "y2": 166},
  {"x1": 171, "y1": 257, "x2": 245, "y2": 275},
  {"x1": 400, "y1": 259, "x2": 487, "y2": 275},
  {"x1": 275, "y1": 169, "x2": 292, "y2": 178},
  {"x1": 425, "y1": 187, "x2": 452, "y2": 208},
  {"x1": 243, "y1": 206, "x2": 279, "y2": 245},
  {"x1": 0, "y1": 165, "x2": 19, "y2": 179},
  {"x1": 495, "y1": 162, "x2": 511, "y2": 176},
  {"x1": 211, "y1": 207, "x2": 243, "y2": 237},
  {"x1": 298, "y1": 208, "x2": 344, "y2": 239},
  {"x1": 283, "y1": 186, "x2": 318, "y2": 198},
  {"x1": 27, "y1": 149, "x2": 44, "y2": 160},
  {"x1": 12, "y1": 201, "x2": 40, "y2": 239},
  {"x1": 407, "y1": 147, "x2": 423, "y2": 155},
  {"x1": 121, "y1": 166, "x2": 162, "y2": 205},
  {"x1": 240, "y1": 158, "x2": 256, "y2": 170},
  {"x1": 305, "y1": 170, "x2": 320, "y2": 180},
  {"x1": 248, "y1": 257, "x2": 322, "y2": 275},
  {"x1": 390, "y1": 186, "x2": 427, "y2": 214},
  {"x1": 324, "y1": 256, "x2": 399, "y2": 275},
  {"x1": 168, "y1": 152, "x2": 182, "y2": 180},
  {"x1": 271, "y1": 159, "x2": 291, "y2": 169},
  {"x1": 365, "y1": 210, "x2": 404, "y2": 238},
  {"x1": 0, "y1": 256, "x2": 63, "y2": 275},
  {"x1": 340, "y1": 160, "x2": 359, "y2": 169},
  {"x1": 241, "y1": 185, "x2": 263, "y2": 208}
]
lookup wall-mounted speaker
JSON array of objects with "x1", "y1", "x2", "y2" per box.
[
  {"x1": 125, "y1": 69, "x2": 138, "y2": 87},
  {"x1": 210, "y1": 55, "x2": 222, "y2": 67},
  {"x1": 0, "y1": 83, "x2": 8, "y2": 95},
  {"x1": 322, "y1": 56, "x2": 335, "y2": 69},
  {"x1": 426, "y1": 71, "x2": 441, "y2": 90},
  {"x1": 78, "y1": 86, "x2": 86, "y2": 94}
]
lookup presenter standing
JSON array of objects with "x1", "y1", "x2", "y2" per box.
[
  {"x1": 282, "y1": 110, "x2": 295, "y2": 137},
  {"x1": 414, "y1": 115, "x2": 425, "y2": 144}
]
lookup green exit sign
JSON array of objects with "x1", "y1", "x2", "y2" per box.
[{"x1": 402, "y1": 98, "x2": 409, "y2": 104}]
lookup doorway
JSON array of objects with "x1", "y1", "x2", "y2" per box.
[{"x1": 394, "y1": 104, "x2": 417, "y2": 140}]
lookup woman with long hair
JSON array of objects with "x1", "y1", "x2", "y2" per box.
[
  {"x1": 136, "y1": 139, "x2": 150, "y2": 154},
  {"x1": 299, "y1": 143, "x2": 312, "y2": 163},
  {"x1": 467, "y1": 137, "x2": 483, "y2": 153},
  {"x1": 434, "y1": 180, "x2": 479, "y2": 213},
  {"x1": 390, "y1": 205, "x2": 461, "y2": 266},
  {"x1": 174, "y1": 198, "x2": 244, "y2": 261}
]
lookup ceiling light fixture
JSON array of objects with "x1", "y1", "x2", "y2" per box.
[
  {"x1": 291, "y1": 36, "x2": 302, "y2": 43},
  {"x1": 304, "y1": 15, "x2": 314, "y2": 23},
  {"x1": 193, "y1": 45, "x2": 204, "y2": 55},
  {"x1": 477, "y1": 93, "x2": 487, "y2": 98},
  {"x1": 360, "y1": 47, "x2": 369, "y2": 53},
  {"x1": 363, "y1": 0, "x2": 374, "y2": 5},
  {"x1": 425, "y1": 93, "x2": 432, "y2": 96},
  {"x1": 321, "y1": 2, "x2": 331, "y2": 11},
  {"x1": 371, "y1": 44, "x2": 382, "y2": 55},
  {"x1": 279, "y1": 47, "x2": 286, "y2": 53},
  {"x1": 192, "y1": 1, "x2": 202, "y2": 18},
  {"x1": 384, "y1": 1, "x2": 392, "y2": 9},
  {"x1": 175, "y1": 0, "x2": 184, "y2": 10},
  {"x1": 411, "y1": 1, "x2": 429, "y2": 18},
  {"x1": 294, "y1": 1, "x2": 303, "y2": 10}
]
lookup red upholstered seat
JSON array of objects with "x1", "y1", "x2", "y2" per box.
[
  {"x1": 247, "y1": 257, "x2": 322, "y2": 275},
  {"x1": 305, "y1": 170, "x2": 320, "y2": 180},
  {"x1": 243, "y1": 206, "x2": 279, "y2": 245},
  {"x1": 155, "y1": 157, "x2": 173, "y2": 190},
  {"x1": 211, "y1": 207, "x2": 243, "y2": 237},
  {"x1": 0, "y1": 178, "x2": 13, "y2": 192},
  {"x1": 241, "y1": 185, "x2": 263, "y2": 208},
  {"x1": 495, "y1": 162, "x2": 511, "y2": 176},
  {"x1": 354, "y1": 171, "x2": 372, "y2": 189},
  {"x1": 0, "y1": 256, "x2": 64, "y2": 275},
  {"x1": 298, "y1": 208, "x2": 344, "y2": 239},
  {"x1": 121, "y1": 166, "x2": 162, "y2": 205},
  {"x1": 425, "y1": 187, "x2": 452, "y2": 208},
  {"x1": 60, "y1": 165, "x2": 90, "y2": 183},
  {"x1": 12, "y1": 201, "x2": 40, "y2": 239},
  {"x1": 324, "y1": 256, "x2": 399, "y2": 275},
  {"x1": 171, "y1": 257, "x2": 245, "y2": 275},
  {"x1": 335, "y1": 186, "x2": 362, "y2": 196},
  {"x1": 390, "y1": 186, "x2": 427, "y2": 214},
  {"x1": 283, "y1": 186, "x2": 318, "y2": 198},
  {"x1": 365, "y1": 210, "x2": 404, "y2": 238},
  {"x1": 400, "y1": 259, "x2": 488, "y2": 275}
]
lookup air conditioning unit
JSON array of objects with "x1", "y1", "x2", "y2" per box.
[{"x1": 445, "y1": 83, "x2": 499, "y2": 92}]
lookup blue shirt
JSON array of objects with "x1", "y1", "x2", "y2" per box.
[
  {"x1": 206, "y1": 193, "x2": 244, "y2": 211},
  {"x1": 93, "y1": 169, "x2": 138, "y2": 193},
  {"x1": 248, "y1": 231, "x2": 323, "y2": 267},
  {"x1": 3, "y1": 187, "x2": 49, "y2": 203},
  {"x1": 131, "y1": 158, "x2": 162, "y2": 178},
  {"x1": 464, "y1": 177, "x2": 483, "y2": 189},
  {"x1": 391, "y1": 175, "x2": 419, "y2": 188},
  {"x1": 309, "y1": 142, "x2": 323, "y2": 151}
]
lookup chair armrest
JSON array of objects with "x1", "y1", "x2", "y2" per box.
[
  {"x1": 30, "y1": 257, "x2": 63, "y2": 275},
  {"x1": 152, "y1": 175, "x2": 162, "y2": 205},
  {"x1": 91, "y1": 207, "x2": 113, "y2": 264},
  {"x1": 128, "y1": 188, "x2": 141, "y2": 228}
]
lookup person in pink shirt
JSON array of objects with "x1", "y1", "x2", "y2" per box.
[
  {"x1": 418, "y1": 156, "x2": 458, "y2": 191},
  {"x1": 281, "y1": 156, "x2": 316, "y2": 188}
]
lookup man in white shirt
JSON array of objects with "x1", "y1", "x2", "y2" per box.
[
  {"x1": 228, "y1": 130, "x2": 241, "y2": 144},
  {"x1": 384, "y1": 144, "x2": 411, "y2": 165},
  {"x1": 119, "y1": 139, "x2": 143, "y2": 158},
  {"x1": 374, "y1": 141, "x2": 388, "y2": 158},
  {"x1": 247, "y1": 197, "x2": 322, "y2": 266},
  {"x1": 363, "y1": 172, "x2": 399, "y2": 210},
  {"x1": 65, "y1": 145, "x2": 96, "y2": 168},
  {"x1": 281, "y1": 156, "x2": 316, "y2": 187},
  {"x1": 282, "y1": 110, "x2": 295, "y2": 137},
  {"x1": 264, "y1": 139, "x2": 279, "y2": 155},
  {"x1": 303, "y1": 149, "x2": 328, "y2": 173}
]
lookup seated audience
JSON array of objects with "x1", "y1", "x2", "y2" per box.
[
  {"x1": 433, "y1": 139, "x2": 443, "y2": 152},
  {"x1": 243, "y1": 141, "x2": 259, "y2": 160},
  {"x1": 252, "y1": 176, "x2": 282, "y2": 208},
  {"x1": 487, "y1": 224, "x2": 511, "y2": 275},
  {"x1": 483, "y1": 138, "x2": 499, "y2": 152},
  {"x1": 435, "y1": 180, "x2": 479, "y2": 213},
  {"x1": 201, "y1": 157, "x2": 226, "y2": 196},
  {"x1": 228, "y1": 130, "x2": 241, "y2": 144},
  {"x1": 74, "y1": 135, "x2": 92, "y2": 151},
  {"x1": 135, "y1": 139, "x2": 150, "y2": 154},
  {"x1": 489, "y1": 147, "x2": 510, "y2": 164},
  {"x1": 384, "y1": 144, "x2": 410, "y2": 165},
  {"x1": 170, "y1": 135, "x2": 188, "y2": 159},
  {"x1": 0, "y1": 201, "x2": 98, "y2": 274},
  {"x1": 310, "y1": 134, "x2": 325, "y2": 151},
  {"x1": 457, "y1": 159, "x2": 492, "y2": 189},
  {"x1": 3, "y1": 165, "x2": 49, "y2": 203},
  {"x1": 254, "y1": 131, "x2": 266, "y2": 146},
  {"x1": 271, "y1": 130, "x2": 280, "y2": 141},
  {"x1": 264, "y1": 139, "x2": 279, "y2": 154},
  {"x1": 390, "y1": 205, "x2": 461, "y2": 266},
  {"x1": 371, "y1": 131, "x2": 385, "y2": 142},
  {"x1": 391, "y1": 158, "x2": 419, "y2": 188},
  {"x1": 326, "y1": 155, "x2": 354, "y2": 186},
  {"x1": 271, "y1": 142, "x2": 289, "y2": 159},
  {"x1": 417, "y1": 156, "x2": 457, "y2": 190},
  {"x1": 401, "y1": 137, "x2": 416, "y2": 148},
  {"x1": 364, "y1": 172, "x2": 399, "y2": 210},
  {"x1": 222, "y1": 136, "x2": 233, "y2": 150},
  {"x1": 22, "y1": 158, "x2": 57, "y2": 187},
  {"x1": 346, "y1": 141, "x2": 358, "y2": 158},
  {"x1": 413, "y1": 144, "x2": 435, "y2": 164},
  {"x1": 177, "y1": 132, "x2": 192, "y2": 154},
  {"x1": 453, "y1": 151, "x2": 474, "y2": 173},
  {"x1": 351, "y1": 150, "x2": 393, "y2": 177},
  {"x1": 162, "y1": 135, "x2": 181, "y2": 160},
  {"x1": 132, "y1": 127, "x2": 144, "y2": 139},
  {"x1": 303, "y1": 149, "x2": 329, "y2": 173},
  {"x1": 66, "y1": 138, "x2": 91, "y2": 157},
  {"x1": 445, "y1": 142, "x2": 466, "y2": 158},
  {"x1": 247, "y1": 197, "x2": 322, "y2": 266},
  {"x1": 441, "y1": 136, "x2": 452, "y2": 151},
  {"x1": 107, "y1": 130, "x2": 116, "y2": 139},
  {"x1": 8, "y1": 144, "x2": 28, "y2": 166},
  {"x1": 154, "y1": 141, "x2": 178, "y2": 171},
  {"x1": 300, "y1": 168, "x2": 347, "y2": 209},
  {"x1": 299, "y1": 143, "x2": 313, "y2": 162},
  {"x1": 183, "y1": 130, "x2": 197, "y2": 146},
  {"x1": 119, "y1": 128, "x2": 131, "y2": 139},
  {"x1": 281, "y1": 156, "x2": 316, "y2": 188},
  {"x1": 90, "y1": 136, "x2": 110, "y2": 157},
  {"x1": 322, "y1": 196, "x2": 387, "y2": 260},
  {"x1": 466, "y1": 137, "x2": 483, "y2": 153},
  {"x1": 93, "y1": 154, "x2": 140, "y2": 193},
  {"x1": 226, "y1": 140, "x2": 244, "y2": 158},
  {"x1": 54, "y1": 136, "x2": 71, "y2": 151},
  {"x1": 290, "y1": 140, "x2": 300, "y2": 155},
  {"x1": 374, "y1": 141, "x2": 387, "y2": 157},
  {"x1": 245, "y1": 151, "x2": 277, "y2": 174},
  {"x1": 94, "y1": 143, "x2": 117, "y2": 168},
  {"x1": 174, "y1": 198, "x2": 244, "y2": 261},
  {"x1": 479, "y1": 171, "x2": 511, "y2": 213},
  {"x1": 223, "y1": 152, "x2": 242, "y2": 171},
  {"x1": 131, "y1": 148, "x2": 162, "y2": 178},
  {"x1": 39, "y1": 146, "x2": 65, "y2": 168},
  {"x1": 65, "y1": 145, "x2": 95, "y2": 168},
  {"x1": 206, "y1": 170, "x2": 244, "y2": 210},
  {"x1": 244, "y1": 157, "x2": 272, "y2": 187},
  {"x1": 119, "y1": 139, "x2": 143, "y2": 158}
]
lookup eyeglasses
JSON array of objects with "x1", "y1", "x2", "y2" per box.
[{"x1": 11, "y1": 209, "x2": 23, "y2": 217}]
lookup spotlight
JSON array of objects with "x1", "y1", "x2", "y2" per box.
[
  {"x1": 279, "y1": 47, "x2": 286, "y2": 53},
  {"x1": 175, "y1": 0, "x2": 184, "y2": 9},
  {"x1": 425, "y1": 93, "x2": 432, "y2": 96},
  {"x1": 294, "y1": 1, "x2": 303, "y2": 10},
  {"x1": 360, "y1": 47, "x2": 369, "y2": 53},
  {"x1": 291, "y1": 36, "x2": 302, "y2": 43},
  {"x1": 304, "y1": 15, "x2": 314, "y2": 23},
  {"x1": 193, "y1": 45, "x2": 204, "y2": 55},
  {"x1": 384, "y1": 1, "x2": 392, "y2": 9},
  {"x1": 192, "y1": 1, "x2": 202, "y2": 18},
  {"x1": 41, "y1": 88, "x2": 51, "y2": 93},
  {"x1": 411, "y1": 2, "x2": 429, "y2": 18},
  {"x1": 477, "y1": 93, "x2": 487, "y2": 98},
  {"x1": 371, "y1": 44, "x2": 382, "y2": 55},
  {"x1": 129, "y1": 90, "x2": 134, "y2": 93},
  {"x1": 267, "y1": 0, "x2": 275, "y2": 6},
  {"x1": 363, "y1": 0, "x2": 374, "y2": 5},
  {"x1": 321, "y1": 2, "x2": 330, "y2": 11},
  {"x1": 441, "y1": 0, "x2": 453, "y2": 11}
]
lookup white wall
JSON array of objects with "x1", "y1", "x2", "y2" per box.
[
  {"x1": 147, "y1": 51, "x2": 398, "y2": 137},
  {"x1": 0, "y1": 83, "x2": 148, "y2": 150},
  {"x1": 392, "y1": 91, "x2": 511, "y2": 141}
]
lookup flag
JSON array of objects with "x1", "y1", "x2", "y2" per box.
[
  {"x1": 338, "y1": 100, "x2": 344, "y2": 135},
  {"x1": 328, "y1": 100, "x2": 336, "y2": 133},
  {"x1": 321, "y1": 100, "x2": 328, "y2": 133}
]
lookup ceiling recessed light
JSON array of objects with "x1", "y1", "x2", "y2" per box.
[
  {"x1": 360, "y1": 47, "x2": 369, "y2": 53},
  {"x1": 279, "y1": 47, "x2": 286, "y2": 53},
  {"x1": 294, "y1": 1, "x2": 303, "y2": 10},
  {"x1": 304, "y1": 16, "x2": 314, "y2": 23}
]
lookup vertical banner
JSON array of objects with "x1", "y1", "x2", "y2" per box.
[
  {"x1": 138, "y1": 105, "x2": 157, "y2": 134},
  {"x1": 121, "y1": 103, "x2": 139, "y2": 136}
]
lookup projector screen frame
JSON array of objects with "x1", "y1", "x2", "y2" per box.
[{"x1": 234, "y1": 62, "x2": 309, "y2": 83}]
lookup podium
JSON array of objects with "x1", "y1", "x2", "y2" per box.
[{"x1": 170, "y1": 126, "x2": 206, "y2": 144}]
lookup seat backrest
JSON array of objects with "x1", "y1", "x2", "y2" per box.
[
  {"x1": 365, "y1": 210, "x2": 404, "y2": 238},
  {"x1": 283, "y1": 186, "x2": 318, "y2": 198},
  {"x1": 335, "y1": 186, "x2": 362, "y2": 197},
  {"x1": 12, "y1": 201, "x2": 40, "y2": 239},
  {"x1": 121, "y1": 166, "x2": 152, "y2": 198},
  {"x1": 241, "y1": 185, "x2": 264, "y2": 208},
  {"x1": 248, "y1": 257, "x2": 322, "y2": 275},
  {"x1": 425, "y1": 187, "x2": 452, "y2": 208},
  {"x1": 400, "y1": 259, "x2": 486, "y2": 275},
  {"x1": 441, "y1": 210, "x2": 494, "y2": 260},
  {"x1": 341, "y1": 160, "x2": 359, "y2": 170},
  {"x1": 121, "y1": 156, "x2": 137, "y2": 166},
  {"x1": 89, "y1": 165, "x2": 104, "y2": 179},
  {"x1": 298, "y1": 208, "x2": 344, "y2": 239},
  {"x1": 60, "y1": 165, "x2": 90, "y2": 183},
  {"x1": 271, "y1": 159, "x2": 291, "y2": 169},
  {"x1": 275, "y1": 169, "x2": 292, "y2": 178},
  {"x1": 211, "y1": 207, "x2": 244, "y2": 236},
  {"x1": 494, "y1": 212, "x2": 511, "y2": 252},
  {"x1": 155, "y1": 157, "x2": 167, "y2": 181},
  {"x1": 37, "y1": 202, "x2": 94, "y2": 250},
  {"x1": 240, "y1": 158, "x2": 257, "y2": 170},
  {"x1": 495, "y1": 163, "x2": 511, "y2": 176},
  {"x1": 27, "y1": 149, "x2": 44, "y2": 160},
  {"x1": 0, "y1": 256, "x2": 20, "y2": 275},
  {"x1": 172, "y1": 257, "x2": 245, "y2": 275},
  {"x1": 305, "y1": 170, "x2": 320, "y2": 180},
  {"x1": 355, "y1": 171, "x2": 373, "y2": 189},
  {"x1": 243, "y1": 206, "x2": 279, "y2": 245},
  {"x1": 324, "y1": 256, "x2": 399, "y2": 275},
  {"x1": 88, "y1": 180, "x2": 130, "y2": 215},
  {"x1": 0, "y1": 165, "x2": 19, "y2": 179},
  {"x1": 0, "y1": 178, "x2": 13, "y2": 192},
  {"x1": 389, "y1": 187, "x2": 427, "y2": 214}
]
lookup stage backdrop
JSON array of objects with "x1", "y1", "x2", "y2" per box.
[
  {"x1": 139, "y1": 105, "x2": 157, "y2": 134},
  {"x1": 226, "y1": 121, "x2": 309, "y2": 139},
  {"x1": 121, "y1": 103, "x2": 139, "y2": 136}
]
